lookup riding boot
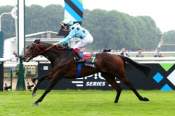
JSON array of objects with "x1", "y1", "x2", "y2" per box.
[
  {"x1": 65, "y1": 47, "x2": 81, "y2": 60},
  {"x1": 72, "y1": 48, "x2": 85, "y2": 63}
]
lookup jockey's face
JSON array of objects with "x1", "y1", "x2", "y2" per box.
[{"x1": 57, "y1": 23, "x2": 70, "y2": 37}]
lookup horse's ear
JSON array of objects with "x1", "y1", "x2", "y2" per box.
[{"x1": 34, "y1": 39, "x2": 40, "y2": 44}]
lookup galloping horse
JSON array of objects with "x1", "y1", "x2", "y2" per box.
[{"x1": 24, "y1": 40, "x2": 151, "y2": 105}]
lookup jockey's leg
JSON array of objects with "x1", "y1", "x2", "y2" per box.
[
  {"x1": 72, "y1": 41, "x2": 87, "y2": 62},
  {"x1": 72, "y1": 32, "x2": 93, "y2": 49},
  {"x1": 72, "y1": 48, "x2": 82, "y2": 60},
  {"x1": 72, "y1": 35, "x2": 93, "y2": 62}
]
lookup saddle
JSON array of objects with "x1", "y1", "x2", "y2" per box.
[
  {"x1": 75, "y1": 52, "x2": 96, "y2": 78},
  {"x1": 76, "y1": 52, "x2": 96, "y2": 67},
  {"x1": 62, "y1": 46, "x2": 96, "y2": 67}
]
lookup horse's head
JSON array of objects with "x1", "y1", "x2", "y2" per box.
[
  {"x1": 57, "y1": 23, "x2": 70, "y2": 37},
  {"x1": 24, "y1": 39, "x2": 66, "y2": 62},
  {"x1": 24, "y1": 39, "x2": 48, "y2": 62}
]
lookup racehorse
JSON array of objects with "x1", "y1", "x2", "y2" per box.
[{"x1": 23, "y1": 40, "x2": 151, "y2": 105}]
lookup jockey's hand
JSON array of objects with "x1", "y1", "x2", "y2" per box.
[
  {"x1": 53, "y1": 42, "x2": 58, "y2": 46},
  {"x1": 57, "y1": 40, "x2": 68, "y2": 47},
  {"x1": 59, "y1": 40, "x2": 68, "y2": 45},
  {"x1": 62, "y1": 43, "x2": 69, "y2": 48}
]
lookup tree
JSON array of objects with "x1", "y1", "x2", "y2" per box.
[{"x1": 0, "y1": 5, "x2": 169, "y2": 51}]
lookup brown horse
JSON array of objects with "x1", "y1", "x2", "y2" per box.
[{"x1": 24, "y1": 40, "x2": 151, "y2": 105}]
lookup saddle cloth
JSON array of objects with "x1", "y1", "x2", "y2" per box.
[
  {"x1": 82, "y1": 52, "x2": 96, "y2": 63},
  {"x1": 76, "y1": 52, "x2": 96, "y2": 77}
]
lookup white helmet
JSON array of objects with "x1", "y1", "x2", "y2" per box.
[{"x1": 62, "y1": 19, "x2": 74, "y2": 26}]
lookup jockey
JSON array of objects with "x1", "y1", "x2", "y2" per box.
[{"x1": 56, "y1": 19, "x2": 94, "y2": 61}]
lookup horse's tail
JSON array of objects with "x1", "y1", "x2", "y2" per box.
[{"x1": 121, "y1": 56, "x2": 151, "y2": 77}]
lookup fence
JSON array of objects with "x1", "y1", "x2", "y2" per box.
[
  {"x1": 1, "y1": 56, "x2": 175, "y2": 91},
  {"x1": 37, "y1": 60, "x2": 175, "y2": 91},
  {"x1": 0, "y1": 61, "x2": 3, "y2": 91}
]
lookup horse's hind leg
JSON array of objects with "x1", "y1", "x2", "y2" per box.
[
  {"x1": 117, "y1": 71, "x2": 149, "y2": 101},
  {"x1": 102, "y1": 73, "x2": 122, "y2": 103}
]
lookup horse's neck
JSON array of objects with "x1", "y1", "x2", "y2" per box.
[{"x1": 42, "y1": 48, "x2": 74, "y2": 65}]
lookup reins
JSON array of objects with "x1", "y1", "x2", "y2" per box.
[{"x1": 35, "y1": 44, "x2": 71, "y2": 55}]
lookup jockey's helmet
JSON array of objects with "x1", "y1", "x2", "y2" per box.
[{"x1": 61, "y1": 19, "x2": 74, "y2": 26}]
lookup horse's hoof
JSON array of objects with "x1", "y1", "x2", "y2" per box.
[
  {"x1": 140, "y1": 97, "x2": 149, "y2": 101},
  {"x1": 32, "y1": 93, "x2": 36, "y2": 97},
  {"x1": 143, "y1": 97, "x2": 149, "y2": 101},
  {"x1": 114, "y1": 100, "x2": 119, "y2": 103},
  {"x1": 33, "y1": 102, "x2": 39, "y2": 106}
]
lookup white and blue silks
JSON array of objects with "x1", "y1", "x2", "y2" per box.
[{"x1": 58, "y1": 23, "x2": 93, "y2": 48}]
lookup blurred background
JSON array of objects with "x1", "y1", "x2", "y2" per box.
[{"x1": 0, "y1": 0, "x2": 175, "y2": 91}]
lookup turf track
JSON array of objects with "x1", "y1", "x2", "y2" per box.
[{"x1": 0, "y1": 90, "x2": 174, "y2": 116}]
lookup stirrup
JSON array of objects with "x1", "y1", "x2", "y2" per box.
[{"x1": 74, "y1": 57, "x2": 85, "y2": 63}]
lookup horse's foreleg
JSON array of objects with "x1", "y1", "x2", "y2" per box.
[
  {"x1": 102, "y1": 73, "x2": 122, "y2": 103},
  {"x1": 34, "y1": 65, "x2": 68, "y2": 106},
  {"x1": 34, "y1": 77, "x2": 61, "y2": 106},
  {"x1": 32, "y1": 74, "x2": 48, "y2": 97},
  {"x1": 31, "y1": 75, "x2": 39, "y2": 85}
]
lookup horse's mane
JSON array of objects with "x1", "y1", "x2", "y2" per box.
[
  {"x1": 33, "y1": 39, "x2": 65, "y2": 49},
  {"x1": 30, "y1": 39, "x2": 73, "y2": 65}
]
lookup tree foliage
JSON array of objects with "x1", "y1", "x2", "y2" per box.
[
  {"x1": 161, "y1": 30, "x2": 175, "y2": 50},
  {"x1": 1, "y1": 5, "x2": 173, "y2": 50}
]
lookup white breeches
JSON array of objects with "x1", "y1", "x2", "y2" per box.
[{"x1": 72, "y1": 32, "x2": 93, "y2": 49}]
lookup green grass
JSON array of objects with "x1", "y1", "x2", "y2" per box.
[{"x1": 0, "y1": 90, "x2": 174, "y2": 116}]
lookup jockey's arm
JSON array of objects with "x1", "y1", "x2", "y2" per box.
[{"x1": 58, "y1": 28, "x2": 77, "y2": 44}]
